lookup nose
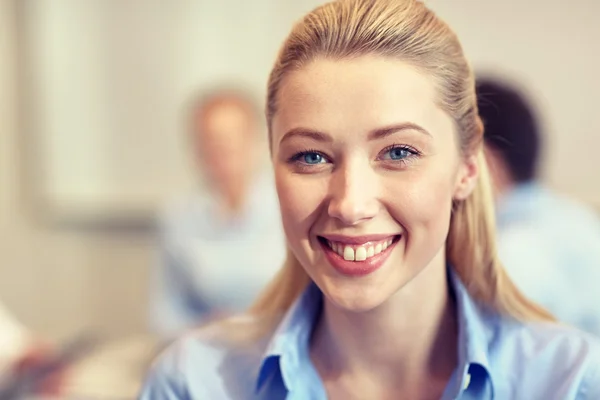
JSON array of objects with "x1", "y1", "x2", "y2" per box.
[{"x1": 327, "y1": 160, "x2": 380, "y2": 226}]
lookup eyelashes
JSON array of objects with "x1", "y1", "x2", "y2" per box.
[
  {"x1": 286, "y1": 144, "x2": 421, "y2": 173},
  {"x1": 287, "y1": 149, "x2": 331, "y2": 173},
  {"x1": 288, "y1": 149, "x2": 330, "y2": 164},
  {"x1": 378, "y1": 144, "x2": 420, "y2": 162}
]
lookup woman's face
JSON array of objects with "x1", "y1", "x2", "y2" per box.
[{"x1": 271, "y1": 56, "x2": 477, "y2": 311}]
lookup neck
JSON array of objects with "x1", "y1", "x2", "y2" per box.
[
  {"x1": 311, "y1": 250, "x2": 457, "y2": 390},
  {"x1": 212, "y1": 170, "x2": 256, "y2": 219},
  {"x1": 216, "y1": 159, "x2": 262, "y2": 218}
]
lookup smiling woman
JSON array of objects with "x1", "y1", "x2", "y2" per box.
[{"x1": 139, "y1": 0, "x2": 600, "y2": 399}]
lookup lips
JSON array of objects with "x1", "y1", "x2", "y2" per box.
[{"x1": 317, "y1": 234, "x2": 401, "y2": 276}]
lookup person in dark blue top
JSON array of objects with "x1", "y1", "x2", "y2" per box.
[
  {"x1": 477, "y1": 78, "x2": 600, "y2": 337},
  {"x1": 140, "y1": 0, "x2": 600, "y2": 398}
]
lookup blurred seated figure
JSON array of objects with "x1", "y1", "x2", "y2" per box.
[
  {"x1": 478, "y1": 77, "x2": 600, "y2": 336},
  {"x1": 150, "y1": 87, "x2": 286, "y2": 338}
]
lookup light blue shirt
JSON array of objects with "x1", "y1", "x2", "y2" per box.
[
  {"x1": 150, "y1": 172, "x2": 287, "y2": 337},
  {"x1": 140, "y1": 270, "x2": 600, "y2": 399},
  {"x1": 496, "y1": 183, "x2": 600, "y2": 336}
]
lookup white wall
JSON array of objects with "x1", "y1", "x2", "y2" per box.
[{"x1": 0, "y1": 0, "x2": 153, "y2": 342}]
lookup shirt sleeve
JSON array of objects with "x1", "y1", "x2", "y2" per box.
[
  {"x1": 578, "y1": 350, "x2": 600, "y2": 400},
  {"x1": 138, "y1": 356, "x2": 191, "y2": 400},
  {"x1": 139, "y1": 335, "x2": 222, "y2": 400}
]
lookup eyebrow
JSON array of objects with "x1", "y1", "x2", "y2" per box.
[
  {"x1": 279, "y1": 128, "x2": 333, "y2": 145},
  {"x1": 279, "y1": 122, "x2": 431, "y2": 145},
  {"x1": 368, "y1": 122, "x2": 432, "y2": 140}
]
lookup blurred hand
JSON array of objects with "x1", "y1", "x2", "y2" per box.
[{"x1": 13, "y1": 341, "x2": 67, "y2": 396}]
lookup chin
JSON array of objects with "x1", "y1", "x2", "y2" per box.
[
  {"x1": 312, "y1": 253, "x2": 427, "y2": 314},
  {"x1": 319, "y1": 277, "x2": 394, "y2": 313}
]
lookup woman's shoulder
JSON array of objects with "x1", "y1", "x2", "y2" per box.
[
  {"x1": 490, "y1": 317, "x2": 600, "y2": 398},
  {"x1": 139, "y1": 315, "x2": 272, "y2": 399}
]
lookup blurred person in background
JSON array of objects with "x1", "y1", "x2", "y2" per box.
[
  {"x1": 478, "y1": 78, "x2": 600, "y2": 336},
  {"x1": 150, "y1": 87, "x2": 286, "y2": 339}
]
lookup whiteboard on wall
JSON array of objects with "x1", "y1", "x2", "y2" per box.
[
  {"x1": 21, "y1": 0, "x2": 600, "y2": 223},
  {"x1": 21, "y1": 0, "x2": 324, "y2": 222}
]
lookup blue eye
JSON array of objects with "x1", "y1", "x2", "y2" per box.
[
  {"x1": 301, "y1": 152, "x2": 326, "y2": 164},
  {"x1": 287, "y1": 150, "x2": 331, "y2": 171},
  {"x1": 384, "y1": 147, "x2": 412, "y2": 160}
]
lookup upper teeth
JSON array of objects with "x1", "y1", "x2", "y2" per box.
[{"x1": 328, "y1": 238, "x2": 394, "y2": 261}]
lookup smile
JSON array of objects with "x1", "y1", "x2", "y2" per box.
[
  {"x1": 323, "y1": 237, "x2": 396, "y2": 261},
  {"x1": 317, "y1": 234, "x2": 401, "y2": 277}
]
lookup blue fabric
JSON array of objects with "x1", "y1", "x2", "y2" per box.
[
  {"x1": 149, "y1": 172, "x2": 287, "y2": 338},
  {"x1": 496, "y1": 183, "x2": 600, "y2": 336},
  {"x1": 140, "y1": 270, "x2": 600, "y2": 399}
]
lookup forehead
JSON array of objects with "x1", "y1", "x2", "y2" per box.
[{"x1": 273, "y1": 56, "x2": 451, "y2": 141}]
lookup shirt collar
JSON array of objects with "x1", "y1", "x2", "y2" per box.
[
  {"x1": 255, "y1": 269, "x2": 496, "y2": 396},
  {"x1": 255, "y1": 282, "x2": 322, "y2": 393},
  {"x1": 449, "y1": 268, "x2": 496, "y2": 397}
]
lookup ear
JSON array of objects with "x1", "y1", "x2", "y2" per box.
[{"x1": 453, "y1": 153, "x2": 479, "y2": 200}]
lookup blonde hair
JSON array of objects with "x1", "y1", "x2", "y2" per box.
[
  {"x1": 251, "y1": 0, "x2": 553, "y2": 321},
  {"x1": 216, "y1": 0, "x2": 553, "y2": 342}
]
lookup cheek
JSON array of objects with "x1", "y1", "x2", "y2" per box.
[
  {"x1": 274, "y1": 167, "x2": 328, "y2": 242},
  {"x1": 386, "y1": 168, "x2": 454, "y2": 239}
]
